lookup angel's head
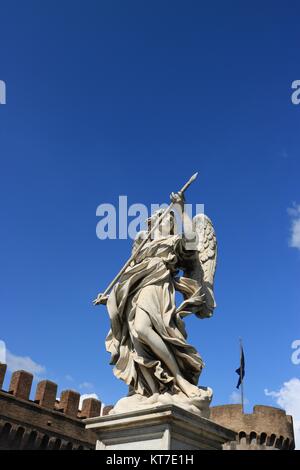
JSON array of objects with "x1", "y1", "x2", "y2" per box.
[{"x1": 146, "y1": 209, "x2": 177, "y2": 238}]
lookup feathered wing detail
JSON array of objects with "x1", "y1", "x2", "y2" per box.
[
  {"x1": 179, "y1": 213, "x2": 217, "y2": 318},
  {"x1": 195, "y1": 213, "x2": 217, "y2": 306}
]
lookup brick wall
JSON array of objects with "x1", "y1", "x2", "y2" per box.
[{"x1": 0, "y1": 363, "x2": 101, "y2": 450}]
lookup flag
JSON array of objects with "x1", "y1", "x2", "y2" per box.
[{"x1": 235, "y1": 345, "x2": 245, "y2": 389}]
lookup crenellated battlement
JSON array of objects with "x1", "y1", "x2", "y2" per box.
[
  {"x1": 209, "y1": 404, "x2": 295, "y2": 450},
  {"x1": 0, "y1": 363, "x2": 101, "y2": 449},
  {"x1": 0, "y1": 364, "x2": 101, "y2": 419}
]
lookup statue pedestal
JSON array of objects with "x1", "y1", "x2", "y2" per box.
[{"x1": 84, "y1": 404, "x2": 236, "y2": 450}]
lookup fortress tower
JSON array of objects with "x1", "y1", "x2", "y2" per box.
[{"x1": 210, "y1": 404, "x2": 295, "y2": 450}]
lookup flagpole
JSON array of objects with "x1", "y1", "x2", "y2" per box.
[{"x1": 239, "y1": 337, "x2": 244, "y2": 413}]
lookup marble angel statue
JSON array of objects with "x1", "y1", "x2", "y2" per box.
[{"x1": 94, "y1": 174, "x2": 217, "y2": 416}]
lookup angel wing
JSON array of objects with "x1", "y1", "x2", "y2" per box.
[{"x1": 181, "y1": 213, "x2": 217, "y2": 318}]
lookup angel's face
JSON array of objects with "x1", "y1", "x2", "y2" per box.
[{"x1": 149, "y1": 210, "x2": 175, "y2": 238}]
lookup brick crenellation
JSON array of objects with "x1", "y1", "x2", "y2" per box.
[{"x1": 0, "y1": 363, "x2": 102, "y2": 449}]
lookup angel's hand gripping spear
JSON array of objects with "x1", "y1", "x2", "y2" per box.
[{"x1": 93, "y1": 172, "x2": 198, "y2": 306}]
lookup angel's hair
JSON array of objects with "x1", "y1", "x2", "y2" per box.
[{"x1": 146, "y1": 209, "x2": 177, "y2": 236}]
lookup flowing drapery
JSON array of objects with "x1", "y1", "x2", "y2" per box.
[{"x1": 105, "y1": 234, "x2": 206, "y2": 396}]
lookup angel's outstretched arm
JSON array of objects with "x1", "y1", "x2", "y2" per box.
[{"x1": 170, "y1": 192, "x2": 198, "y2": 248}]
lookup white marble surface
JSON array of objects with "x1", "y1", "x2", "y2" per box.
[{"x1": 85, "y1": 404, "x2": 236, "y2": 450}]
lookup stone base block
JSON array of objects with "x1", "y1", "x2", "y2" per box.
[{"x1": 84, "y1": 404, "x2": 236, "y2": 450}]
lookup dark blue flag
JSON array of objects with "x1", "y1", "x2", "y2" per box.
[{"x1": 235, "y1": 346, "x2": 245, "y2": 389}]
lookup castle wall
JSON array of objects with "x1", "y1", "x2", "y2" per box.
[
  {"x1": 210, "y1": 404, "x2": 295, "y2": 450},
  {"x1": 0, "y1": 364, "x2": 100, "y2": 450},
  {"x1": 0, "y1": 363, "x2": 296, "y2": 450}
]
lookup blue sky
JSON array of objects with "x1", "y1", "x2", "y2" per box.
[{"x1": 0, "y1": 0, "x2": 299, "y2": 430}]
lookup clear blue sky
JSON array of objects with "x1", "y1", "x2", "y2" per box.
[{"x1": 0, "y1": 1, "x2": 299, "y2": 413}]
